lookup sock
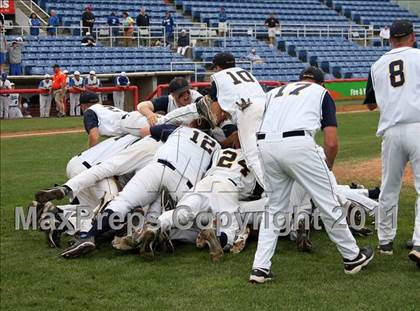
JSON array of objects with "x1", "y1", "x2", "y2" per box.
[{"x1": 82, "y1": 209, "x2": 114, "y2": 239}]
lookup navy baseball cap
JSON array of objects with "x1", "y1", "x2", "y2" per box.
[
  {"x1": 168, "y1": 77, "x2": 190, "y2": 95},
  {"x1": 212, "y1": 52, "x2": 236, "y2": 69},
  {"x1": 79, "y1": 92, "x2": 99, "y2": 105},
  {"x1": 299, "y1": 66, "x2": 325, "y2": 84},
  {"x1": 390, "y1": 20, "x2": 413, "y2": 38}
]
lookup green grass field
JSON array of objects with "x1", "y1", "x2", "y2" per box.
[{"x1": 1, "y1": 112, "x2": 418, "y2": 311}]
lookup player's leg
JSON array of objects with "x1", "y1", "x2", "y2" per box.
[
  {"x1": 3, "y1": 96, "x2": 9, "y2": 119},
  {"x1": 0, "y1": 97, "x2": 4, "y2": 118},
  {"x1": 377, "y1": 126, "x2": 408, "y2": 253},
  {"x1": 236, "y1": 102, "x2": 265, "y2": 185},
  {"x1": 406, "y1": 123, "x2": 420, "y2": 266},
  {"x1": 39, "y1": 96, "x2": 45, "y2": 117},
  {"x1": 45, "y1": 95, "x2": 52, "y2": 117},
  {"x1": 290, "y1": 142, "x2": 372, "y2": 274},
  {"x1": 75, "y1": 94, "x2": 81, "y2": 116},
  {"x1": 69, "y1": 94, "x2": 75, "y2": 116},
  {"x1": 251, "y1": 140, "x2": 294, "y2": 283}
]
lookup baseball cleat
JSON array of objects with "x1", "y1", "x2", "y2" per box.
[
  {"x1": 349, "y1": 183, "x2": 365, "y2": 189},
  {"x1": 408, "y1": 246, "x2": 420, "y2": 268},
  {"x1": 406, "y1": 240, "x2": 414, "y2": 250},
  {"x1": 249, "y1": 268, "x2": 274, "y2": 284},
  {"x1": 343, "y1": 247, "x2": 374, "y2": 274},
  {"x1": 196, "y1": 230, "x2": 207, "y2": 249},
  {"x1": 296, "y1": 219, "x2": 312, "y2": 252},
  {"x1": 35, "y1": 186, "x2": 69, "y2": 203},
  {"x1": 231, "y1": 226, "x2": 251, "y2": 254},
  {"x1": 198, "y1": 228, "x2": 224, "y2": 263},
  {"x1": 60, "y1": 236, "x2": 95, "y2": 259},
  {"x1": 368, "y1": 187, "x2": 380, "y2": 200},
  {"x1": 378, "y1": 242, "x2": 393, "y2": 255},
  {"x1": 112, "y1": 235, "x2": 137, "y2": 251},
  {"x1": 139, "y1": 227, "x2": 158, "y2": 260},
  {"x1": 158, "y1": 230, "x2": 175, "y2": 253}
]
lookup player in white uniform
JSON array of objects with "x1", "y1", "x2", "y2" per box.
[
  {"x1": 112, "y1": 72, "x2": 130, "y2": 110},
  {"x1": 68, "y1": 71, "x2": 84, "y2": 116},
  {"x1": 204, "y1": 52, "x2": 266, "y2": 185},
  {"x1": 35, "y1": 134, "x2": 161, "y2": 245},
  {"x1": 0, "y1": 73, "x2": 11, "y2": 119},
  {"x1": 79, "y1": 92, "x2": 150, "y2": 147},
  {"x1": 141, "y1": 148, "x2": 256, "y2": 261},
  {"x1": 59, "y1": 125, "x2": 220, "y2": 258},
  {"x1": 84, "y1": 70, "x2": 102, "y2": 104},
  {"x1": 249, "y1": 67, "x2": 373, "y2": 283},
  {"x1": 38, "y1": 74, "x2": 52, "y2": 118},
  {"x1": 7, "y1": 83, "x2": 23, "y2": 119},
  {"x1": 364, "y1": 20, "x2": 420, "y2": 268},
  {"x1": 137, "y1": 77, "x2": 203, "y2": 126}
]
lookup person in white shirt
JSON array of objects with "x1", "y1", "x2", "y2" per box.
[
  {"x1": 84, "y1": 70, "x2": 102, "y2": 104},
  {"x1": 8, "y1": 83, "x2": 23, "y2": 119},
  {"x1": 0, "y1": 72, "x2": 12, "y2": 119},
  {"x1": 379, "y1": 25, "x2": 390, "y2": 46},
  {"x1": 38, "y1": 74, "x2": 52, "y2": 118},
  {"x1": 68, "y1": 71, "x2": 84, "y2": 116},
  {"x1": 364, "y1": 19, "x2": 420, "y2": 268},
  {"x1": 246, "y1": 48, "x2": 264, "y2": 65}
]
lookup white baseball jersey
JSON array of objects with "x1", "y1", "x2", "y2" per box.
[
  {"x1": 85, "y1": 76, "x2": 100, "y2": 87},
  {"x1": 8, "y1": 93, "x2": 19, "y2": 107},
  {"x1": 87, "y1": 104, "x2": 127, "y2": 136},
  {"x1": 206, "y1": 148, "x2": 256, "y2": 200},
  {"x1": 370, "y1": 47, "x2": 420, "y2": 136},
  {"x1": 167, "y1": 89, "x2": 202, "y2": 112},
  {"x1": 155, "y1": 127, "x2": 221, "y2": 185},
  {"x1": 70, "y1": 77, "x2": 84, "y2": 87},
  {"x1": 211, "y1": 67, "x2": 266, "y2": 117},
  {"x1": 260, "y1": 82, "x2": 328, "y2": 134},
  {"x1": 76, "y1": 134, "x2": 141, "y2": 167},
  {"x1": 39, "y1": 79, "x2": 52, "y2": 95}
]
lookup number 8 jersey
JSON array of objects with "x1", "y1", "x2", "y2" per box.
[{"x1": 368, "y1": 46, "x2": 420, "y2": 136}]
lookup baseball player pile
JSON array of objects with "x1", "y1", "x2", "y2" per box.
[{"x1": 30, "y1": 19, "x2": 420, "y2": 284}]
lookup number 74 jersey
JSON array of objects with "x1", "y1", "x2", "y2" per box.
[
  {"x1": 370, "y1": 47, "x2": 420, "y2": 136},
  {"x1": 206, "y1": 148, "x2": 257, "y2": 200}
]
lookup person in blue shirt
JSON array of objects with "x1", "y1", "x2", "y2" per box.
[
  {"x1": 162, "y1": 11, "x2": 174, "y2": 47},
  {"x1": 218, "y1": 7, "x2": 227, "y2": 37},
  {"x1": 112, "y1": 72, "x2": 130, "y2": 110},
  {"x1": 29, "y1": 13, "x2": 41, "y2": 36},
  {"x1": 47, "y1": 10, "x2": 60, "y2": 36},
  {"x1": 107, "y1": 12, "x2": 120, "y2": 45}
]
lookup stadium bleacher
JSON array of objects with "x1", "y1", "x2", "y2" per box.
[
  {"x1": 325, "y1": 0, "x2": 420, "y2": 28},
  {"x1": 13, "y1": 35, "x2": 204, "y2": 76}
]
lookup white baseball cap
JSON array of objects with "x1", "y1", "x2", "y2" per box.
[
  {"x1": 10, "y1": 82, "x2": 15, "y2": 86},
  {"x1": 15, "y1": 37, "x2": 23, "y2": 42},
  {"x1": 121, "y1": 72, "x2": 127, "y2": 76},
  {"x1": 89, "y1": 70, "x2": 96, "y2": 75},
  {"x1": 44, "y1": 74, "x2": 51, "y2": 78},
  {"x1": 74, "y1": 71, "x2": 80, "y2": 75},
  {"x1": 63, "y1": 70, "x2": 69, "y2": 74}
]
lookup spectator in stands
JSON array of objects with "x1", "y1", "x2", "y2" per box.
[
  {"x1": 162, "y1": 11, "x2": 174, "y2": 48},
  {"x1": 246, "y1": 48, "x2": 264, "y2": 65},
  {"x1": 218, "y1": 7, "x2": 227, "y2": 37},
  {"x1": 68, "y1": 71, "x2": 84, "y2": 116},
  {"x1": 81, "y1": 32, "x2": 96, "y2": 47},
  {"x1": 0, "y1": 73, "x2": 11, "y2": 119},
  {"x1": 137, "y1": 7, "x2": 150, "y2": 27},
  {"x1": 85, "y1": 70, "x2": 102, "y2": 103},
  {"x1": 137, "y1": 8, "x2": 150, "y2": 46},
  {"x1": 176, "y1": 29, "x2": 190, "y2": 56},
  {"x1": 51, "y1": 64, "x2": 67, "y2": 117},
  {"x1": 264, "y1": 13, "x2": 280, "y2": 47},
  {"x1": 81, "y1": 5, "x2": 95, "y2": 36},
  {"x1": 0, "y1": 13, "x2": 4, "y2": 27},
  {"x1": 38, "y1": 74, "x2": 52, "y2": 118},
  {"x1": 47, "y1": 10, "x2": 59, "y2": 36},
  {"x1": 107, "y1": 12, "x2": 120, "y2": 46},
  {"x1": 0, "y1": 33, "x2": 7, "y2": 71},
  {"x1": 122, "y1": 11, "x2": 135, "y2": 47},
  {"x1": 8, "y1": 83, "x2": 23, "y2": 119},
  {"x1": 380, "y1": 25, "x2": 390, "y2": 46},
  {"x1": 113, "y1": 72, "x2": 130, "y2": 110},
  {"x1": 8, "y1": 38, "x2": 24, "y2": 76},
  {"x1": 29, "y1": 13, "x2": 41, "y2": 36}
]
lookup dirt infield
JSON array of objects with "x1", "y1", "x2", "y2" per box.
[{"x1": 334, "y1": 157, "x2": 414, "y2": 186}]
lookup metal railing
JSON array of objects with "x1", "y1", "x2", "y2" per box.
[
  {"x1": 2, "y1": 25, "x2": 89, "y2": 37},
  {"x1": 17, "y1": 0, "x2": 50, "y2": 26}
]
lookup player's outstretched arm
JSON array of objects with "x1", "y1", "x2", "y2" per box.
[
  {"x1": 88, "y1": 128, "x2": 100, "y2": 148},
  {"x1": 137, "y1": 101, "x2": 158, "y2": 125},
  {"x1": 323, "y1": 126, "x2": 339, "y2": 170}
]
